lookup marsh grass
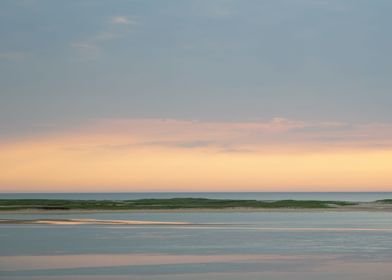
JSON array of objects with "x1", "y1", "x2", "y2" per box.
[{"x1": 0, "y1": 198, "x2": 358, "y2": 211}]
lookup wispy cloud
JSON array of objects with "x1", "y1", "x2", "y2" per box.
[
  {"x1": 110, "y1": 16, "x2": 138, "y2": 25},
  {"x1": 138, "y1": 140, "x2": 214, "y2": 149},
  {"x1": 2, "y1": 117, "x2": 392, "y2": 192},
  {"x1": 18, "y1": 117, "x2": 392, "y2": 153},
  {"x1": 93, "y1": 118, "x2": 392, "y2": 151},
  {"x1": 4, "y1": 117, "x2": 392, "y2": 153},
  {"x1": 70, "y1": 16, "x2": 137, "y2": 59},
  {"x1": 70, "y1": 30, "x2": 124, "y2": 58}
]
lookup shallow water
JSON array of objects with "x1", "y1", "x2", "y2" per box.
[{"x1": 1, "y1": 211, "x2": 392, "y2": 279}]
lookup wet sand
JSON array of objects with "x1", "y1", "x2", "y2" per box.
[{"x1": 0, "y1": 218, "x2": 192, "y2": 225}]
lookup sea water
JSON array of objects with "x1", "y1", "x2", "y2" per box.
[{"x1": 0, "y1": 193, "x2": 392, "y2": 279}]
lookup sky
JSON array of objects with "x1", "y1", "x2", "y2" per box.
[{"x1": 1, "y1": 0, "x2": 392, "y2": 192}]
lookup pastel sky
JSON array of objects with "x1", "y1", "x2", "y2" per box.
[{"x1": 1, "y1": 0, "x2": 392, "y2": 192}]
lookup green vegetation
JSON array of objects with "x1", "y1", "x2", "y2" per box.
[
  {"x1": 0, "y1": 198, "x2": 358, "y2": 211},
  {"x1": 376, "y1": 199, "x2": 392, "y2": 203}
]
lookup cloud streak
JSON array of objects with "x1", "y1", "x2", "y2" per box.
[
  {"x1": 111, "y1": 16, "x2": 138, "y2": 25},
  {"x1": 61, "y1": 118, "x2": 392, "y2": 152},
  {"x1": 70, "y1": 16, "x2": 137, "y2": 58},
  {"x1": 1, "y1": 117, "x2": 392, "y2": 192}
]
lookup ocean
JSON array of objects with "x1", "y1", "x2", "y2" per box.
[{"x1": 1, "y1": 192, "x2": 392, "y2": 279}]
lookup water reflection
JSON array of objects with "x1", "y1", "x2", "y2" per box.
[{"x1": 1, "y1": 211, "x2": 391, "y2": 280}]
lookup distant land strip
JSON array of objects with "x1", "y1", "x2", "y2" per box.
[{"x1": 0, "y1": 198, "x2": 391, "y2": 212}]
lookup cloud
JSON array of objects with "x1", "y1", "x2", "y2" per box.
[
  {"x1": 70, "y1": 16, "x2": 137, "y2": 59},
  {"x1": 111, "y1": 16, "x2": 137, "y2": 25},
  {"x1": 13, "y1": 117, "x2": 392, "y2": 153},
  {"x1": 138, "y1": 140, "x2": 214, "y2": 149},
  {"x1": 70, "y1": 30, "x2": 123, "y2": 58},
  {"x1": 90, "y1": 140, "x2": 214, "y2": 152},
  {"x1": 4, "y1": 117, "x2": 392, "y2": 153},
  {"x1": 95, "y1": 118, "x2": 392, "y2": 151},
  {"x1": 2, "y1": 117, "x2": 392, "y2": 191}
]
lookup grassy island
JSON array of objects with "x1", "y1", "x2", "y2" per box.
[
  {"x1": 376, "y1": 199, "x2": 392, "y2": 203},
  {"x1": 0, "y1": 198, "x2": 358, "y2": 211}
]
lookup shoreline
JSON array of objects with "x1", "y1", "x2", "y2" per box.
[
  {"x1": 0, "y1": 218, "x2": 193, "y2": 225},
  {"x1": 1, "y1": 205, "x2": 392, "y2": 214},
  {"x1": 1, "y1": 198, "x2": 391, "y2": 214}
]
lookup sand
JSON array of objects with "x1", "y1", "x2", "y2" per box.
[{"x1": 0, "y1": 218, "x2": 192, "y2": 225}]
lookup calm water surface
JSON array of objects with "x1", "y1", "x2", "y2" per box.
[{"x1": 1, "y1": 193, "x2": 392, "y2": 279}]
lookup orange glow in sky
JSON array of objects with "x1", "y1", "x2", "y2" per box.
[{"x1": 1, "y1": 118, "x2": 391, "y2": 192}]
